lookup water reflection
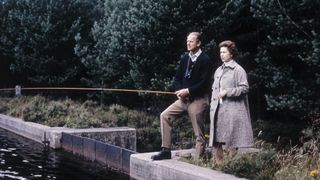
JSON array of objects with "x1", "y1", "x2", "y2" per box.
[{"x1": 0, "y1": 128, "x2": 129, "y2": 180}]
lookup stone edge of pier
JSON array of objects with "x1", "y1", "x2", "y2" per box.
[{"x1": 130, "y1": 149, "x2": 249, "y2": 180}]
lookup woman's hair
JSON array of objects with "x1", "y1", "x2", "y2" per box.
[{"x1": 219, "y1": 40, "x2": 238, "y2": 57}]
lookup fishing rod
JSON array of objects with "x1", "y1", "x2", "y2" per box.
[{"x1": 0, "y1": 87, "x2": 176, "y2": 95}]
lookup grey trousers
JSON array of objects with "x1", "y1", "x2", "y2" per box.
[{"x1": 160, "y1": 96, "x2": 209, "y2": 148}]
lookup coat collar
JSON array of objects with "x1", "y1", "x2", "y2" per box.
[{"x1": 221, "y1": 60, "x2": 236, "y2": 69}]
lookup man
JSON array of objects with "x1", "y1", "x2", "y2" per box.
[{"x1": 151, "y1": 32, "x2": 213, "y2": 160}]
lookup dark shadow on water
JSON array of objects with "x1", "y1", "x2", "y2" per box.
[{"x1": 0, "y1": 128, "x2": 130, "y2": 180}]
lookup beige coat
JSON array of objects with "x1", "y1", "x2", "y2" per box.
[{"x1": 209, "y1": 61, "x2": 254, "y2": 148}]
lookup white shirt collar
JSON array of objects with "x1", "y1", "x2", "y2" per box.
[{"x1": 189, "y1": 49, "x2": 202, "y2": 62}]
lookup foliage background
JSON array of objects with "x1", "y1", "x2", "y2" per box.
[
  {"x1": 0, "y1": 0, "x2": 319, "y2": 147},
  {"x1": 0, "y1": 1, "x2": 320, "y2": 177}
]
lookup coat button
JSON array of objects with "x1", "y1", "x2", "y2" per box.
[{"x1": 213, "y1": 98, "x2": 216, "y2": 101}]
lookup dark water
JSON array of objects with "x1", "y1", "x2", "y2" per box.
[{"x1": 0, "y1": 128, "x2": 130, "y2": 180}]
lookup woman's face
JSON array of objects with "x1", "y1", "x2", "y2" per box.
[{"x1": 220, "y1": 47, "x2": 232, "y2": 63}]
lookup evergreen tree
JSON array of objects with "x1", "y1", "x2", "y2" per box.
[
  {"x1": 75, "y1": 0, "x2": 239, "y2": 91},
  {"x1": 250, "y1": 0, "x2": 320, "y2": 119},
  {"x1": 0, "y1": 0, "x2": 101, "y2": 86},
  {"x1": 76, "y1": 0, "x2": 177, "y2": 90},
  {"x1": 0, "y1": 0, "x2": 13, "y2": 87}
]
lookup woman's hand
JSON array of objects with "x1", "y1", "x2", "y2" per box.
[{"x1": 218, "y1": 89, "x2": 227, "y2": 99}]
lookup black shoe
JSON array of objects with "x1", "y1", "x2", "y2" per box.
[{"x1": 151, "y1": 149, "x2": 171, "y2": 160}]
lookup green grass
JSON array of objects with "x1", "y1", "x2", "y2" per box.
[
  {"x1": 182, "y1": 139, "x2": 319, "y2": 179},
  {"x1": 0, "y1": 95, "x2": 194, "y2": 152}
]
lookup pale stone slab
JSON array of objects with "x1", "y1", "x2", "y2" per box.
[{"x1": 130, "y1": 150, "x2": 247, "y2": 180}]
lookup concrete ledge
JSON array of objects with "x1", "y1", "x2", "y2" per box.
[
  {"x1": 130, "y1": 149, "x2": 246, "y2": 180},
  {"x1": 0, "y1": 114, "x2": 50, "y2": 145},
  {"x1": 0, "y1": 114, "x2": 136, "y2": 150}
]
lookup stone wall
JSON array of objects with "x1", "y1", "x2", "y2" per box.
[{"x1": 61, "y1": 132, "x2": 136, "y2": 174}]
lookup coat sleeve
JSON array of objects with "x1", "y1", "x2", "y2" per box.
[{"x1": 225, "y1": 66, "x2": 249, "y2": 97}]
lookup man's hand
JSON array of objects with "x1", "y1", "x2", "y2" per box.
[{"x1": 175, "y1": 88, "x2": 189, "y2": 99}]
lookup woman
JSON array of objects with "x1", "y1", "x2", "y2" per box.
[{"x1": 209, "y1": 40, "x2": 254, "y2": 163}]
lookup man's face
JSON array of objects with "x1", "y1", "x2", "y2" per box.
[{"x1": 186, "y1": 34, "x2": 200, "y2": 53}]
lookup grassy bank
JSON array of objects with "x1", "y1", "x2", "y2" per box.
[
  {"x1": 0, "y1": 95, "x2": 194, "y2": 152},
  {"x1": 182, "y1": 137, "x2": 319, "y2": 179}
]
